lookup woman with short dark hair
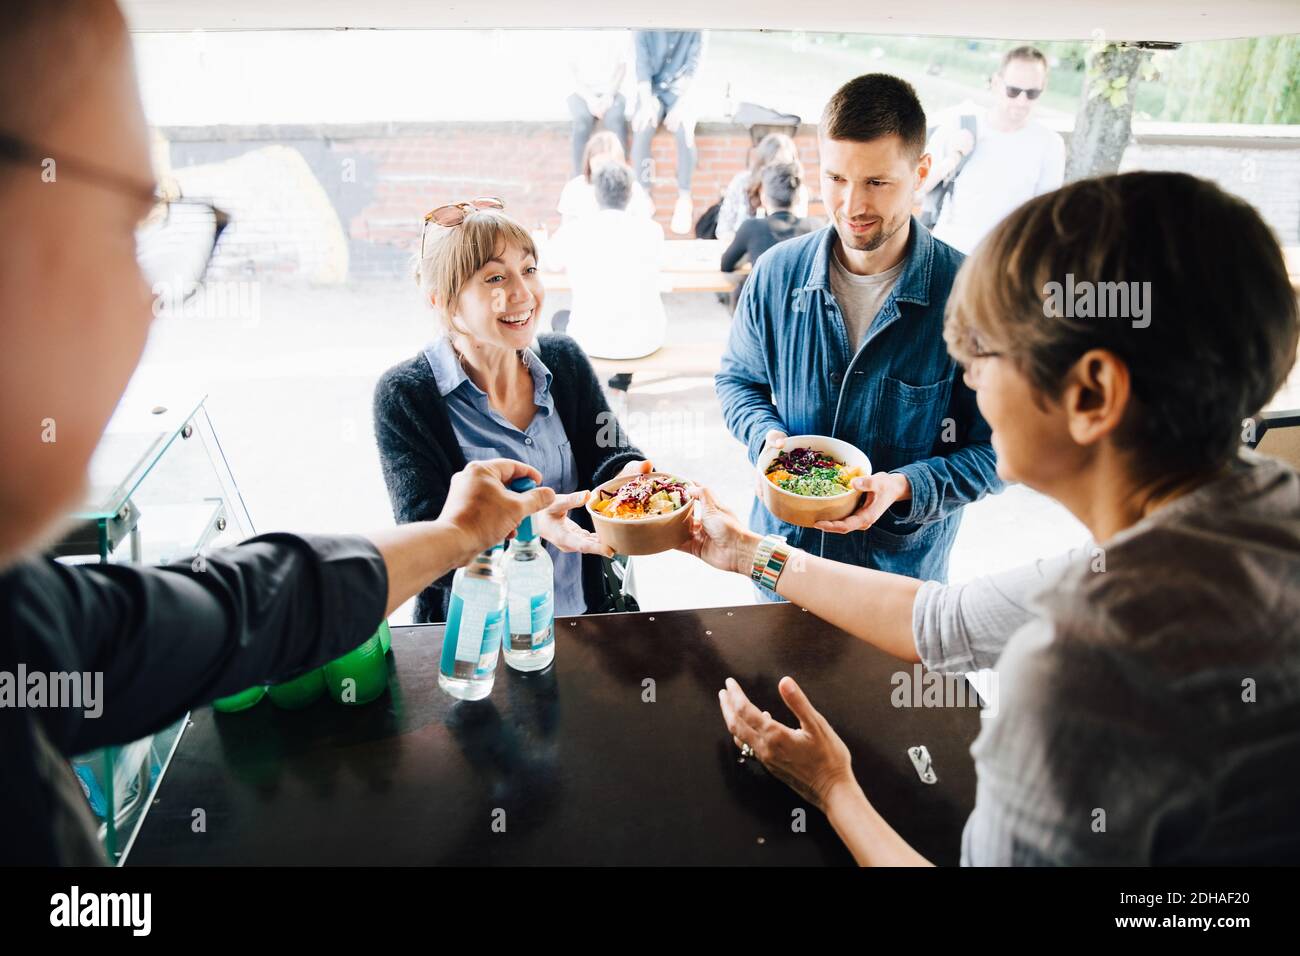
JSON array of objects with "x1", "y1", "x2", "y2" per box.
[
  {"x1": 720, "y1": 162, "x2": 817, "y2": 273},
  {"x1": 683, "y1": 171, "x2": 1300, "y2": 865},
  {"x1": 720, "y1": 162, "x2": 817, "y2": 308},
  {"x1": 714, "y1": 132, "x2": 810, "y2": 245}
]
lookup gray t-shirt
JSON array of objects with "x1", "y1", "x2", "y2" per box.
[
  {"x1": 828, "y1": 248, "x2": 904, "y2": 352},
  {"x1": 912, "y1": 450, "x2": 1300, "y2": 865}
]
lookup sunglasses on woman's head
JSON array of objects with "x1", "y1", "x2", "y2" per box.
[
  {"x1": 420, "y1": 196, "x2": 506, "y2": 258},
  {"x1": 1004, "y1": 85, "x2": 1042, "y2": 100}
]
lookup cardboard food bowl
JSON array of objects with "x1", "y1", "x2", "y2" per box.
[
  {"x1": 585, "y1": 472, "x2": 696, "y2": 556},
  {"x1": 756, "y1": 435, "x2": 872, "y2": 528}
]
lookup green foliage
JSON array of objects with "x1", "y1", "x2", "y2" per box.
[
  {"x1": 725, "y1": 31, "x2": 1299, "y2": 125},
  {"x1": 1145, "y1": 35, "x2": 1300, "y2": 123}
]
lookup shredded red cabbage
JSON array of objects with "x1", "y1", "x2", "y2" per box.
[
  {"x1": 768, "y1": 447, "x2": 840, "y2": 476},
  {"x1": 608, "y1": 475, "x2": 688, "y2": 509}
]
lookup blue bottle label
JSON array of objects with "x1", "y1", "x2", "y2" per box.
[{"x1": 442, "y1": 593, "x2": 503, "y2": 680}]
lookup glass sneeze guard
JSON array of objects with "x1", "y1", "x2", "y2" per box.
[{"x1": 54, "y1": 394, "x2": 255, "y2": 863}]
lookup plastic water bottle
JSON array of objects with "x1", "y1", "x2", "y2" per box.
[
  {"x1": 438, "y1": 544, "x2": 506, "y2": 700},
  {"x1": 267, "y1": 666, "x2": 326, "y2": 710},
  {"x1": 323, "y1": 631, "x2": 388, "y2": 705},
  {"x1": 503, "y1": 478, "x2": 555, "y2": 672}
]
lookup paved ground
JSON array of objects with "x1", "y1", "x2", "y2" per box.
[{"x1": 127, "y1": 280, "x2": 1088, "y2": 623}]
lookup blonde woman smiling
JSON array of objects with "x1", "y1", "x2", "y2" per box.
[{"x1": 374, "y1": 199, "x2": 652, "y2": 623}]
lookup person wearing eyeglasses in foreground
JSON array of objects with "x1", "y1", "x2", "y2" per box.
[
  {"x1": 922, "y1": 46, "x2": 1065, "y2": 255},
  {"x1": 373, "y1": 197, "x2": 653, "y2": 624},
  {"x1": 0, "y1": 1, "x2": 565, "y2": 865},
  {"x1": 682, "y1": 171, "x2": 1300, "y2": 865}
]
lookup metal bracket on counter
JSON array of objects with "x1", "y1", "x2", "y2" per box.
[{"x1": 908, "y1": 745, "x2": 937, "y2": 785}]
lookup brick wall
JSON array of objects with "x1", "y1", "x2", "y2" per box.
[
  {"x1": 326, "y1": 123, "x2": 826, "y2": 278},
  {"x1": 161, "y1": 121, "x2": 826, "y2": 281},
  {"x1": 158, "y1": 120, "x2": 1297, "y2": 283}
]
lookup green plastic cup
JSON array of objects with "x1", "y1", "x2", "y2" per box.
[
  {"x1": 378, "y1": 619, "x2": 392, "y2": 655},
  {"x1": 267, "y1": 667, "x2": 327, "y2": 709},
  {"x1": 212, "y1": 685, "x2": 266, "y2": 713},
  {"x1": 323, "y1": 632, "x2": 388, "y2": 705}
]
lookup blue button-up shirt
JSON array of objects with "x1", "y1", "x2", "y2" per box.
[
  {"x1": 634, "y1": 31, "x2": 703, "y2": 99},
  {"x1": 716, "y1": 220, "x2": 1003, "y2": 582},
  {"x1": 424, "y1": 337, "x2": 585, "y2": 617}
]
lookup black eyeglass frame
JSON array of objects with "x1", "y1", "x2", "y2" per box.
[{"x1": 0, "y1": 129, "x2": 229, "y2": 276}]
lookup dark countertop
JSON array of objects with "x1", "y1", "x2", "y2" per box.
[{"x1": 127, "y1": 602, "x2": 981, "y2": 865}]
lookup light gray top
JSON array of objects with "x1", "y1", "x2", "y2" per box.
[
  {"x1": 828, "y1": 249, "x2": 905, "y2": 352},
  {"x1": 912, "y1": 450, "x2": 1300, "y2": 864}
]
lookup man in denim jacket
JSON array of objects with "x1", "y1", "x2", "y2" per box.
[{"x1": 717, "y1": 74, "x2": 1002, "y2": 585}]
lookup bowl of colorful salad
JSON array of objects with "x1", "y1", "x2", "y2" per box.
[
  {"x1": 586, "y1": 472, "x2": 697, "y2": 555},
  {"x1": 756, "y1": 436, "x2": 872, "y2": 528}
]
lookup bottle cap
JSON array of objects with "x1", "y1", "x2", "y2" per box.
[
  {"x1": 509, "y1": 477, "x2": 539, "y2": 543},
  {"x1": 475, "y1": 543, "x2": 503, "y2": 561}
]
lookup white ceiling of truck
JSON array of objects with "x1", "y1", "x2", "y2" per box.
[{"x1": 120, "y1": 0, "x2": 1300, "y2": 42}]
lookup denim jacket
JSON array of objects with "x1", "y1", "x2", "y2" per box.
[{"x1": 716, "y1": 219, "x2": 1003, "y2": 582}]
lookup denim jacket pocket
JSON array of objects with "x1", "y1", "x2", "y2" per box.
[
  {"x1": 864, "y1": 514, "x2": 957, "y2": 580},
  {"x1": 872, "y1": 375, "x2": 951, "y2": 458},
  {"x1": 866, "y1": 517, "x2": 944, "y2": 553}
]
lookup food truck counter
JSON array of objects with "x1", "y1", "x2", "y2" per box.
[{"x1": 126, "y1": 602, "x2": 981, "y2": 866}]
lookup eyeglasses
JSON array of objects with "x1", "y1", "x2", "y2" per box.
[
  {"x1": 0, "y1": 129, "x2": 228, "y2": 302},
  {"x1": 420, "y1": 196, "x2": 505, "y2": 258},
  {"x1": 962, "y1": 342, "x2": 1004, "y2": 385},
  {"x1": 1004, "y1": 85, "x2": 1043, "y2": 100},
  {"x1": 0, "y1": 129, "x2": 173, "y2": 225}
]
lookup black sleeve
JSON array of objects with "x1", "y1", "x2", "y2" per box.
[
  {"x1": 720, "y1": 221, "x2": 752, "y2": 272},
  {"x1": 373, "y1": 364, "x2": 457, "y2": 622},
  {"x1": 4, "y1": 532, "x2": 388, "y2": 756}
]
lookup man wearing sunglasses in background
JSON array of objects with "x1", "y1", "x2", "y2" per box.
[
  {"x1": 924, "y1": 46, "x2": 1065, "y2": 254},
  {"x1": 0, "y1": 1, "x2": 556, "y2": 864}
]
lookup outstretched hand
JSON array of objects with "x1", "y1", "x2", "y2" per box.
[{"x1": 718, "y1": 675, "x2": 855, "y2": 812}]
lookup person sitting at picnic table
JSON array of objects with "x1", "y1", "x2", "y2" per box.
[
  {"x1": 545, "y1": 162, "x2": 667, "y2": 361},
  {"x1": 374, "y1": 199, "x2": 656, "y2": 624},
  {"x1": 681, "y1": 171, "x2": 1300, "y2": 865},
  {"x1": 557, "y1": 130, "x2": 654, "y2": 226},
  {"x1": 720, "y1": 162, "x2": 817, "y2": 308},
  {"x1": 714, "y1": 132, "x2": 810, "y2": 246}
]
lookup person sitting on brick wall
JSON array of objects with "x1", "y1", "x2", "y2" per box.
[{"x1": 630, "y1": 30, "x2": 705, "y2": 235}]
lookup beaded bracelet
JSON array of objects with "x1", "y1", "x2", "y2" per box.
[{"x1": 750, "y1": 534, "x2": 793, "y2": 592}]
